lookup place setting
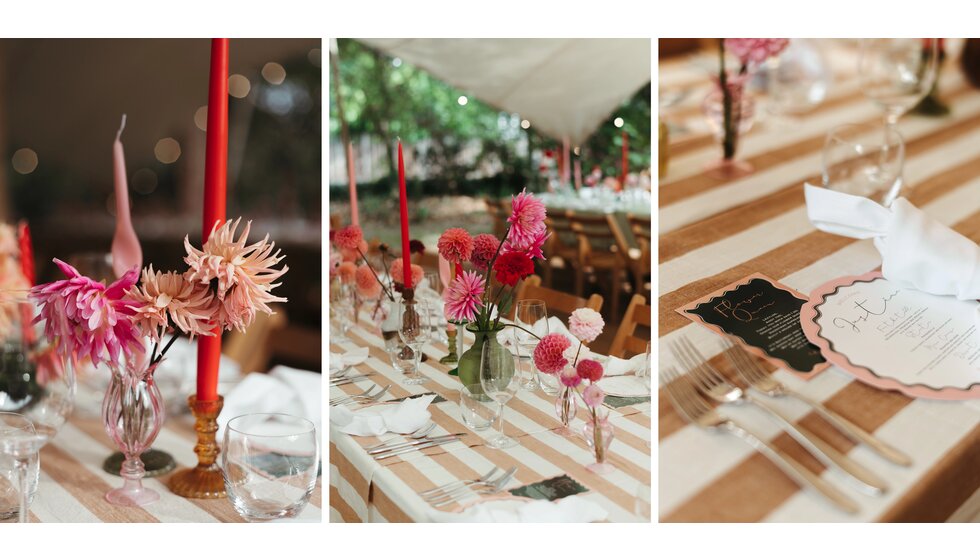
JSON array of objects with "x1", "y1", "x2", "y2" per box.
[{"x1": 659, "y1": 38, "x2": 980, "y2": 522}]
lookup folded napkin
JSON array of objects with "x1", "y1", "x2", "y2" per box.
[
  {"x1": 218, "y1": 366, "x2": 321, "y2": 439},
  {"x1": 598, "y1": 354, "x2": 650, "y2": 397},
  {"x1": 805, "y1": 184, "x2": 980, "y2": 329},
  {"x1": 329, "y1": 347, "x2": 369, "y2": 374},
  {"x1": 603, "y1": 354, "x2": 647, "y2": 377},
  {"x1": 428, "y1": 495, "x2": 608, "y2": 523},
  {"x1": 331, "y1": 394, "x2": 436, "y2": 437}
]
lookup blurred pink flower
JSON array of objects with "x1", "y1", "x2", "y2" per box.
[
  {"x1": 724, "y1": 38, "x2": 789, "y2": 66},
  {"x1": 128, "y1": 266, "x2": 216, "y2": 341},
  {"x1": 437, "y1": 228, "x2": 474, "y2": 263},
  {"x1": 507, "y1": 188, "x2": 547, "y2": 250},
  {"x1": 329, "y1": 250, "x2": 341, "y2": 278},
  {"x1": 569, "y1": 308, "x2": 604, "y2": 343},
  {"x1": 184, "y1": 218, "x2": 288, "y2": 332},
  {"x1": 470, "y1": 233, "x2": 500, "y2": 270},
  {"x1": 337, "y1": 261, "x2": 357, "y2": 284},
  {"x1": 582, "y1": 384, "x2": 606, "y2": 408},
  {"x1": 576, "y1": 358, "x2": 604, "y2": 383},
  {"x1": 390, "y1": 259, "x2": 424, "y2": 287},
  {"x1": 560, "y1": 367, "x2": 582, "y2": 388},
  {"x1": 354, "y1": 264, "x2": 382, "y2": 299},
  {"x1": 30, "y1": 258, "x2": 143, "y2": 367},
  {"x1": 444, "y1": 270, "x2": 485, "y2": 322},
  {"x1": 503, "y1": 227, "x2": 549, "y2": 260},
  {"x1": 334, "y1": 225, "x2": 364, "y2": 251},
  {"x1": 533, "y1": 333, "x2": 572, "y2": 374}
]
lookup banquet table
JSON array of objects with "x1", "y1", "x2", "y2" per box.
[
  {"x1": 658, "y1": 41, "x2": 980, "y2": 522},
  {"x1": 13, "y1": 412, "x2": 323, "y2": 523},
  {"x1": 329, "y1": 313, "x2": 652, "y2": 523}
]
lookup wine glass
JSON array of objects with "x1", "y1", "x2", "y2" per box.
[
  {"x1": 822, "y1": 122, "x2": 906, "y2": 206},
  {"x1": 858, "y1": 38, "x2": 940, "y2": 126},
  {"x1": 480, "y1": 340, "x2": 520, "y2": 449},
  {"x1": 513, "y1": 299, "x2": 549, "y2": 392},
  {"x1": 398, "y1": 299, "x2": 431, "y2": 385},
  {"x1": 221, "y1": 413, "x2": 319, "y2": 521},
  {"x1": 765, "y1": 38, "x2": 831, "y2": 125},
  {"x1": 0, "y1": 412, "x2": 43, "y2": 523},
  {"x1": 330, "y1": 283, "x2": 354, "y2": 343}
]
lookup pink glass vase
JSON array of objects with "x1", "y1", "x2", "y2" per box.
[
  {"x1": 101, "y1": 359, "x2": 165, "y2": 506},
  {"x1": 702, "y1": 81, "x2": 756, "y2": 179},
  {"x1": 581, "y1": 409, "x2": 616, "y2": 475},
  {"x1": 555, "y1": 386, "x2": 577, "y2": 436}
]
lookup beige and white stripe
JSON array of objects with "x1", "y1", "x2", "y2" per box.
[
  {"x1": 329, "y1": 319, "x2": 651, "y2": 523},
  {"x1": 658, "y1": 42, "x2": 980, "y2": 522}
]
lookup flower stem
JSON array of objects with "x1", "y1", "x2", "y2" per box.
[
  {"x1": 719, "y1": 39, "x2": 736, "y2": 161},
  {"x1": 501, "y1": 323, "x2": 541, "y2": 341},
  {"x1": 357, "y1": 247, "x2": 395, "y2": 301},
  {"x1": 151, "y1": 331, "x2": 181, "y2": 366},
  {"x1": 572, "y1": 341, "x2": 583, "y2": 367}
]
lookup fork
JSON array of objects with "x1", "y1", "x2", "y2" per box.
[
  {"x1": 661, "y1": 367, "x2": 858, "y2": 514},
  {"x1": 430, "y1": 467, "x2": 518, "y2": 508},
  {"x1": 329, "y1": 384, "x2": 391, "y2": 407},
  {"x1": 671, "y1": 337, "x2": 887, "y2": 496},
  {"x1": 365, "y1": 421, "x2": 436, "y2": 452},
  {"x1": 419, "y1": 467, "x2": 500, "y2": 498},
  {"x1": 726, "y1": 342, "x2": 912, "y2": 467}
]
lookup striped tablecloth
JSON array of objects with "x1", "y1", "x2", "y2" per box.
[
  {"x1": 658, "y1": 40, "x2": 980, "y2": 522},
  {"x1": 19, "y1": 411, "x2": 322, "y2": 522},
  {"x1": 329, "y1": 315, "x2": 652, "y2": 522}
]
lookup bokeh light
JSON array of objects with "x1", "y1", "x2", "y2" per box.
[
  {"x1": 154, "y1": 138, "x2": 181, "y2": 164},
  {"x1": 11, "y1": 148, "x2": 38, "y2": 174},
  {"x1": 261, "y1": 62, "x2": 286, "y2": 85},
  {"x1": 228, "y1": 74, "x2": 251, "y2": 98}
]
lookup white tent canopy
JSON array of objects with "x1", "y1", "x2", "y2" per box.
[{"x1": 353, "y1": 38, "x2": 651, "y2": 145}]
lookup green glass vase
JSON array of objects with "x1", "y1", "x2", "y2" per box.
[{"x1": 457, "y1": 324, "x2": 514, "y2": 389}]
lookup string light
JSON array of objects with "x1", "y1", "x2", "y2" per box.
[
  {"x1": 614, "y1": 117, "x2": 625, "y2": 128},
  {"x1": 457, "y1": 95, "x2": 468, "y2": 106},
  {"x1": 520, "y1": 119, "x2": 531, "y2": 129}
]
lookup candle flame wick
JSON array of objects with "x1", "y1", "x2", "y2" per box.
[{"x1": 116, "y1": 114, "x2": 127, "y2": 142}]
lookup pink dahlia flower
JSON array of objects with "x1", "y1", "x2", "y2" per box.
[
  {"x1": 341, "y1": 239, "x2": 368, "y2": 263},
  {"x1": 128, "y1": 265, "x2": 216, "y2": 341},
  {"x1": 507, "y1": 188, "x2": 547, "y2": 251},
  {"x1": 470, "y1": 233, "x2": 500, "y2": 270},
  {"x1": 337, "y1": 261, "x2": 357, "y2": 284},
  {"x1": 559, "y1": 367, "x2": 582, "y2": 388},
  {"x1": 576, "y1": 358, "x2": 604, "y2": 383},
  {"x1": 334, "y1": 225, "x2": 364, "y2": 251},
  {"x1": 504, "y1": 227, "x2": 549, "y2": 261},
  {"x1": 444, "y1": 270, "x2": 485, "y2": 322},
  {"x1": 30, "y1": 258, "x2": 143, "y2": 367},
  {"x1": 437, "y1": 228, "x2": 474, "y2": 263},
  {"x1": 533, "y1": 333, "x2": 572, "y2": 374},
  {"x1": 389, "y1": 259, "x2": 424, "y2": 287},
  {"x1": 582, "y1": 384, "x2": 606, "y2": 408},
  {"x1": 569, "y1": 308, "x2": 604, "y2": 343},
  {"x1": 354, "y1": 264, "x2": 382, "y2": 300},
  {"x1": 724, "y1": 38, "x2": 789, "y2": 66}
]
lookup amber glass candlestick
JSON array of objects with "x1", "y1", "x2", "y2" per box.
[{"x1": 168, "y1": 395, "x2": 226, "y2": 499}]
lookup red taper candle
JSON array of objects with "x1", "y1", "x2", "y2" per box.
[
  {"x1": 397, "y1": 140, "x2": 412, "y2": 291},
  {"x1": 347, "y1": 142, "x2": 359, "y2": 226},
  {"x1": 197, "y1": 38, "x2": 229, "y2": 402}
]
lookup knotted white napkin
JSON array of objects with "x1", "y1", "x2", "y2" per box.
[
  {"x1": 597, "y1": 354, "x2": 650, "y2": 397},
  {"x1": 218, "y1": 366, "x2": 322, "y2": 439},
  {"x1": 330, "y1": 394, "x2": 436, "y2": 437},
  {"x1": 804, "y1": 184, "x2": 980, "y2": 329},
  {"x1": 428, "y1": 495, "x2": 608, "y2": 523},
  {"x1": 329, "y1": 347, "x2": 369, "y2": 374}
]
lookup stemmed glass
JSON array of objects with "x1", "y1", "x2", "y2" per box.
[
  {"x1": 513, "y1": 299, "x2": 549, "y2": 392},
  {"x1": 0, "y1": 412, "x2": 44, "y2": 523},
  {"x1": 822, "y1": 122, "x2": 906, "y2": 206},
  {"x1": 858, "y1": 38, "x2": 940, "y2": 126},
  {"x1": 330, "y1": 284, "x2": 355, "y2": 343},
  {"x1": 398, "y1": 299, "x2": 431, "y2": 385},
  {"x1": 480, "y1": 340, "x2": 520, "y2": 449}
]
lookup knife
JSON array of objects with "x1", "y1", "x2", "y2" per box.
[
  {"x1": 374, "y1": 437, "x2": 462, "y2": 460},
  {"x1": 368, "y1": 434, "x2": 465, "y2": 455}
]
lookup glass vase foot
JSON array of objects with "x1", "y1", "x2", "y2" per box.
[
  {"x1": 105, "y1": 485, "x2": 160, "y2": 506},
  {"x1": 403, "y1": 375, "x2": 427, "y2": 385},
  {"x1": 703, "y1": 158, "x2": 754, "y2": 180},
  {"x1": 103, "y1": 449, "x2": 176, "y2": 478},
  {"x1": 486, "y1": 435, "x2": 518, "y2": 449},
  {"x1": 585, "y1": 462, "x2": 616, "y2": 475}
]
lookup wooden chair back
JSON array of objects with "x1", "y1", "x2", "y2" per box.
[
  {"x1": 224, "y1": 304, "x2": 289, "y2": 372},
  {"x1": 569, "y1": 213, "x2": 629, "y2": 264},
  {"x1": 608, "y1": 294, "x2": 652, "y2": 358},
  {"x1": 486, "y1": 198, "x2": 511, "y2": 239},
  {"x1": 510, "y1": 275, "x2": 603, "y2": 319}
]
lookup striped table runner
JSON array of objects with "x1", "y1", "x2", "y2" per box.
[
  {"x1": 329, "y1": 316, "x2": 652, "y2": 523},
  {"x1": 658, "y1": 41, "x2": 980, "y2": 522},
  {"x1": 20, "y1": 412, "x2": 322, "y2": 522}
]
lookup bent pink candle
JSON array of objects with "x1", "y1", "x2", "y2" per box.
[{"x1": 397, "y1": 140, "x2": 412, "y2": 291}]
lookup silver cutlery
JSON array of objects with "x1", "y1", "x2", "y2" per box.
[
  {"x1": 365, "y1": 421, "x2": 436, "y2": 452},
  {"x1": 329, "y1": 384, "x2": 391, "y2": 407},
  {"x1": 671, "y1": 336, "x2": 887, "y2": 496},
  {"x1": 420, "y1": 467, "x2": 500, "y2": 498},
  {"x1": 725, "y1": 342, "x2": 912, "y2": 467},
  {"x1": 373, "y1": 436, "x2": 462, "y2": 460},
  {"x1": 431, "y1": 467, "x2": 518, "y2": 507},
  {"x1": 330, "y1": 374, "x2": 373, "y2": 387},
  {"x1": 425, "y1": 466, "x2": 515, "y2": 504},
  {"x1": 661, "y1": 366, "x2": 859, "y2": 514},
  {"x1": 369, "y1": 434, "x2": 463, "y2": 455}
]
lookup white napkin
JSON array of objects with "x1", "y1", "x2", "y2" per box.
[
  {"x1": 218, "y1": 366, "x2": 321, "y2": 439},
  {"x1": 805, "y1": 184, "x2": 980, "y2": 329},
  {"x1": 330, "y1": 394, "x2": 435, "y2": 437},
  {"x1": 603, "y1": 354, "x2": 647, "y2": 377},
  {"x1": 428, "y1": 495, "x2": 608, "y2": 523},
  {"x1": 154, "y1": 337, "x2": 242, "y2": 386},
  {"x1": 329, "y1": 347, "x2": 369, "y2": 374}
]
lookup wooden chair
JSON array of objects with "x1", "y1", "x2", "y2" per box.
[
  {"x1": 485, "y1": 197, "x2": 510, "y2": 239},
  {"x1": 569, "y1": 213, "x2": 631, "y2": 320},
  {"x1": 609, "y1": 294, "x2": 652, "y2": 358},
  {"x1": 509, "y1": 275, "x2": 603, "y2": 320},
  {"x1": 625, "y1": 213, "x2": 652, "y2": 299},
  {"x1": 224, "y1": 304, "x2": 289, "y2": 373},
  {"x1": 542, "y1": 209, "x2": 580, "y2": 290}
]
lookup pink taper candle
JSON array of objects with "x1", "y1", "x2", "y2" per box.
[
  {"x1": 347, "y1": 142, "x2": 359, "y2": 226},
  {"x1": 110, "y1": 115, "x2": 142, "y2": 279},
  {"x1": 574, "y1": 157, "x2": 582, "y2": 190},
  {"x1": 397, "y1": 140, "x2": 412, "y2": 290},
  {"x1": 561, "y1": 136, "x2": 571, "y2": 185}
]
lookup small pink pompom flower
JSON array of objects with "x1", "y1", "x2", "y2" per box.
[
  {"x1": 470, "y1": 233, "x2": 500, "y2": 270},
  {"x1": 337, "y1": 262, "x2": 357, "y2": 284},
  {"x1": 569, "y1": 308, "x2": 604, "y2": 343},
  {"x1": 389, "y1": 259, "x2": 424, "y2": 287},
  {"x1": 354, "y1": 264, "x2": 382, "y2": 299},
  {"x1": 507, "y1": 188, "x2": 547, "y2": 251},
  {"x1": 559, "y1": 367, "x2": 582, "y2": 388},
  {"x1": 723, "y1": 38, "x2": 789, "y2": 66},
  {"x1": 444, "y1": 270, "x2": 485, "y2": 322},
  {"x1": 533, "y1": 333, "x2": 572, "y2": 374},
  {"x1": 334, "y1": 225, "x2": 364, "y2": 251},
  {"x1": 582, "y1": 384, "x2": 606, "y2": 408},
  {"x1": 437, "y1": 228, "x2": 474, "y2": 263},
  {"x1": 576, "y1": 358, "x2": 604, "y2": 383}
]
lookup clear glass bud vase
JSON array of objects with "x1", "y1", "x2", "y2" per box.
[
  {"x1": 581, "y1": 409, "x2": 616, "y2": 475},
  {"x1": 101, "y1": 359, "x2": 165, "y2": 506}
]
